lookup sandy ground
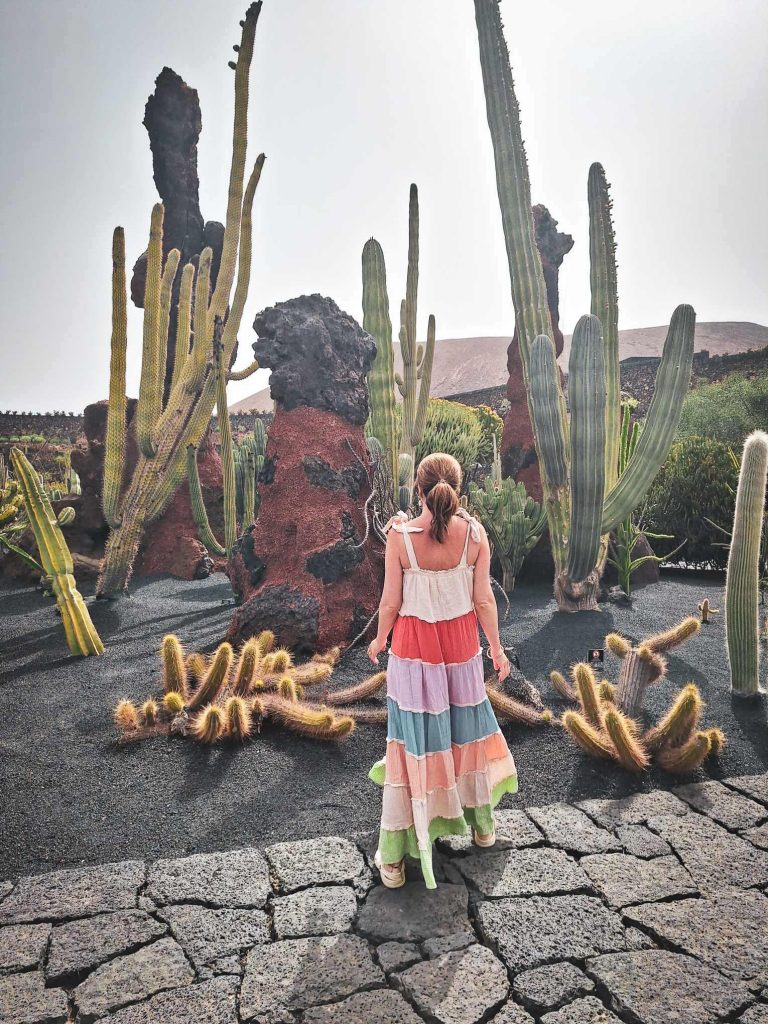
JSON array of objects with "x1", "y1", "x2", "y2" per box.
[{"x1": 1, "y1": 572, "x2": 766, "y2": 878}]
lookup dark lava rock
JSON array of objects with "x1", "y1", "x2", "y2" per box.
[
  {"x1": 46, "y1": 910, "x2": 165, "y2": 983},
  {"x1": 422, "y1": 931, "x2": 476, "y2": 959},
  {"x1": 240, "y1": 934, "x2": 384, "y2": 1022},
  {"x1": 455, "y1": 847, "x2": 591, "y2": 898},
  {"x1": 376, "y1": 940, "x2": 422, "y2": 975},
  {"x1": 673, "y1": 779, "x2": 768, "y2": 829},
  {"x1": 271, "y1": 885, "x2": 358, "y2": 938},
  {"x1": 513, "y1": 961, "x2": 594, "y2": 1013},
  {"x1": 306, "y1": 533, "x2": 365, "y2": 584},
  {"x1": 725, "y1": 774, "x2": 768, "y2": 806},
  {"x1": 253, "y1": 294, "x2": 376, "y2": 424},
  {"x1": 476, "y1": 894, "x2": 630, "y2": 972},
  {"x1": 578, "y1": 852, "x2": 697, "y2": 908},
  {"x1": 0, "y1": 922, "x2": 51, "y2": 975},
  {"x1": 395, "y1": 944, "x2": 509, "y2": 1024},
  {"x1": 357, "y1": 882, "x2": 469, "y2": 944},
  {"x1": 614, "y1": 822, "x2": 672, "y2": 858},
  {"x1": 146, "y1": 848, "x2": 271, "y2": 908},
  {"x1": 95, "y1": 976, "x2": 238, "y2": 1024},
  {"x1": 525, "y1": 803, "x2": 621, "y2": 855},
  {"x1": 228, "y1": 583, "x2": 320, "y2": 654},
  {"x1": 0, "y1": 970, "x2": 68, "y2": 1024},
  {"x1": 264, "y1": 836, "x2": 367, "y2": 893},
  {"x1": 302, "y1": 988, "x2": 423, "y2": 1024},
  {"x1": 576, "y1": 789, "x2": 688, "y2": 828},
  {"x1": 487, "y1": 1005, "x2": 536, "y2": 1024},
  {"x1": 587, "y1": 948, "x2": 752, "y2": 1024},
  {"x1": 0, "y1": 860, "x2": 144, "y2": 925},
  {"x1": 157, "y1": 904, "x2": 270, "y2": 970},
  {"x1": 540, "y1": 995, "x2": 622, "y2": 1023},
  {"x1": 303, "y1": 456, "x2": 367, "y2": 498}
]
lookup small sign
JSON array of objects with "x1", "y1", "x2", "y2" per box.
[{"x1": 587, "y1": 648, "x2": 604, "y2": 664}]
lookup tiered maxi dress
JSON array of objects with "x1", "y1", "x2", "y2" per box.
[{"x1": 368, "y1": 512, "x2": 519, "y2": 888}]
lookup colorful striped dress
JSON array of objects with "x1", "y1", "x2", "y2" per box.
[{"x1": 368, "y1": 511, "x2": 519, "y2": 888}]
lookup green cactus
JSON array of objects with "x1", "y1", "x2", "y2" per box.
[
  {"x1": 9, "y1": 448, "x2": 103, "y2": 656},
  {"x1": 187, "y1": 444, "x2": 226, "y2": 557},
  {"x1": 234, "y1": 416, "x2": 266, "y2": 526},
  {"x1": 473, "y1": 0, "x2": 694, "y2": 611},
  {"x1": 362, "y1": 237, "x2": 399, "y2": 499},
  {"x1": 468, "y1": 472, "x2": 545, "y2": 591},
  {"x1": 97, "y1": 3, "x2": 265, "y2": 596},
  {"x1": 725, "y1": 431, "x2": 768, "y2": 696}
]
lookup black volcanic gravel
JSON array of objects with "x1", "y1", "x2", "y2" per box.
[{"x1": 0, "y1": 572, "x2": 766, "y2": 878}]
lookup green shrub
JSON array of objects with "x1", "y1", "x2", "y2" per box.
[
  {"x1": 645, "y1": 435, "x2": 738, "y2": 568},
  {"x1": 475, "y1": 404, "x2": 504, "y2": 461},
  {"x1": 677, "y1": 371, "x2": 768, "y2": 445},
  {"x1": 415, "y1": 398, "x2": 484, "y2": 480}
]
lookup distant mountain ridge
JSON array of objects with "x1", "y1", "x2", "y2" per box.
[{"x1": 229, "y1": 321, "x2": 768, "y2": 413}]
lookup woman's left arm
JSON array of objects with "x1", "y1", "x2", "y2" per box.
[{"x1": 368, "y1": 530, "x2": 404, "y2": 663}]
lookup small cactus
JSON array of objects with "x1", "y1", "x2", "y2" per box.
[
  {"x1": 163, "y1": 691, "x2": 185, "y2": 715},
  {"x1": 264, "y1": 697, "x2": 350, "y2": 741},
  {"x1": 278, "y1": 676, "x2": 299, "y2": 702},
  {"x1": 562, "y1": 710, "x2": 616, "y2": 759},
  {"x1": 161, "y1": 635, "x2": 188, "y2": 697},
  {"x1": 603, "y1": 708, "x2": 649, "y2": 773},
  {"x1": 643, "y1": 683, "x2": 702, "y2": 753},
  {"x1": 312, "y1": 646, "x2": 341, "y2": 666},
  {"x1": 192, "y1": 704, "x2": 225, "y2": 743},
  {"x1": 271, "y1": 649, "x2": 293, "y2": 673},
  {"x1": 185, "y1": 652, "x2": 208, "y2": 683},
  {"x1": 292, "y1": 662, "x2": 333, "y2": 686},
  {"x1": 608, "y1": 617, "x2": 700, "y2": 717},
  {"x1": 550, "y1": 669, "x2": 575, "y2": 700},
  {"x1": 187, "y1": 642, "x2": 233, "y2": 712},
  {"x1": 114, "y1": 699, "x2": 139, "y2": 733},
  {"x1": 224, "y1": 696, "x2": 252, "y2": 740},
  {"x1": 256, "y1": 630, "x2": 276, "y2": 655},
  {"x1": 141, "y1": 699, "x2": 159, "y2": 726},
  {"x1": 697, "y1": 598, "x2": 720, "y2": 624},
  {"x1": 656, "y1": 731, "x2": 712, "y2": 773},
  {"x1": 324, "y1": 671, "x2": 386, "y2": 706},
  {"x1": 573, "y1": 663, "x2": 602, "y2": 729},
  {"x1": 233, "y1": 637, "x2": 261, "y2": 696},
  {"x1": 486, "y1": 683, "x2": 553, "y2": 727}
]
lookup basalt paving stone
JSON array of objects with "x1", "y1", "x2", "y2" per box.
[
  {"x1": 422, "y1": 931, "x2": 476, "y2": 958},
  {"x1": 94, "y1": 976, "x2": 239, "y2": 1024},
  {"x1": 739, "y1": 1006, "x2": 768, "y2": 1023},
  {"x1": 725, "y1": 774, "x2": 768, "y2": 806},
  {"x1": 455, "y1": 847, "x2": 592, "y2": 898},
  {"x1": 46, "y1": 910, "x2": 166, "y2": 984},
  {"x1": 240, "y1": 933, "x2": 384, "y2": 1023},
  {"x1": 437, "y1": 810, "x2": 544, "y2": 854},
  {"x1": 0, "y1": 861, "x2": 144, "y2": 925},
  {"x1": 73, "y1": 936, "x2": 194, "y2": 1023},
  {"x1": 486, "y1": 1004, "x2": 535, "y2": 1024},
  {"x1": 614, "y1": 822, "x2": 672, "y2": 858},
  {"x1": 265, "y1": 837, "x2": 367, "y2": 893},
  {"x1": 157, "y1": 904, "x2": 270, "y2": 971},
  {"x1": 356, "y1": 882, "x2": 470, "y2": 943},
  {"x1": 271, "y1": 884, "x2": 357, "y2": 938},
  {"x1": 0, "y1": 922, "x2": 50, "y2": 974},
  {"x1": 646, "y1": 812, "x2": 768, "y2": 893},
  {"x1": 540, "y1": 995, "x2": 623, "y2": 1023},
  {"x1": 395, "y1": 944, "x2": 509, "y2": 1024},
  {"x1": 301, "y1": 988, "x2": 424, "y2": 1024},
  {"x1": 0, "y1": 970, "x2": 68, "y2": 1024},
  {"x1": 586, "y1": 948, "x2": 753, "y2": 1024},
  {"x1": 512, "y1": 961, "x2": 595, "y2": 1014},
  {"x1": 146, "y1": 848, "x2": 271, "y2": 908},
  {"x1": 576, "y1": 789, "x2": 689, "y2": 828},
  {"x1": 623, "y1": 890, "x2": 768, "y2": 983},
  {"x1": 579, "y1": 852, "x2": 697, "y2": 908},
  {"x1": 742, "y1": 823, "x2": 768, "y2": 850},
  {"x1": 376, "y1": 941, "x2": 421, "y2": 974},
  {"x1": 198, "y1": 955, "x2": 242, "y2": 980},
  {"x1": 623, "y1": 926, "x2": 657, "y2": 950},
  {"x1": 673, "y1": 780, "x2": 768, "y2": 829},
  {"x1": 476, "y1": 894, "x2": 630, "y2": 972},
  {"x1": 525, "y1": 803, "x2": 621, "y2": 855},
  {"x1": 0, "y1": 883, "x2": 12, "y2": 901}
]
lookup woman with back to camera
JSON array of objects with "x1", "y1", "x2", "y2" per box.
[{"x1": 367, "y1": 452, "x2": 519, "y2": 888}]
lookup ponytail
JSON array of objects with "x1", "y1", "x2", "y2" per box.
[{"x1": 416, "y1": 452, "x2": 462, "y2": 542}]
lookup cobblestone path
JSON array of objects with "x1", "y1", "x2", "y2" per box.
[{"x1": 2, "y1": 774, "x2": 768, "y2": 1023}]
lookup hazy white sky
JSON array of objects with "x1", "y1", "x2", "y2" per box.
[{"x1": 1, "y1": 0, "x2": 766, "y2": 412}]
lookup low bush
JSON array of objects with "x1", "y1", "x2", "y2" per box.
[{"x1": 677, "y1": 371, "x2": 768, "y2": 444}]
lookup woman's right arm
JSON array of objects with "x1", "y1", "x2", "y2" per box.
[{"x1": 472, "y1": 524, "x2": 510, "y2": 681}]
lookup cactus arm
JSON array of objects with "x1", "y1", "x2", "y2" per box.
[
  {"x1": 186, "y1": 445, "x2": 226, "y2": 556},
  {"x1": 157, "y1": 248, "x2": 180, "y2": 413},
  {"x1": 170, "y1": 262, "x2": 195, "y2": 392},
  {"x1": 214, "y1": 322, "x2": 238, "y2": 557},
  {"x1": 404, "y1": 183, "x2": 419, "y2": 374},
  {"x1": 183, "y1": 247, "x2": 213, "y2": 394},
  {"x1": 528, "y1": 336, "x2": 567, "y2": 489},
  {"x1": 10, "y1": 448, "x2": 103, "y2": 656},
  {"x1": 601, "y1": 303, "x2": 695, "y2": 533},
  {"x1": 103, "y1": 226, "x2": 128, "y2": 529},
  {"x1": 135, "y1": 203, "x2": 165, "y2": 458},
  {"x1": 362, "y1": 236, "x2": 399, "y2": 493},
  {"x1": 588, "y1": 163, "x2": 620, "y2": 490},
  {"x1": 242, "y1": 445, "x2": 256, "y2": 526},
  {"x1": 412, "y1": 314, "x2": 435, "y2": 445},
  {"x1": 567, "y1": 314, "x2": 607, "y2": 582},
  {"x1": 726, "y1": 430, "x2": 768, "y2": 695},
  {"x1": 228, "y1": 360, "x2": 259, "y2": 381},
  {"x1": 208, "y1": 1, "x2": 262, "y2": 325}
]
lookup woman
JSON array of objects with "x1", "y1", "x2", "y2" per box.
[{"x1": 367, "y1": 452, "x2": 519, "y2": 889}]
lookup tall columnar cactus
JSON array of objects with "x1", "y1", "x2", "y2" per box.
[
  {"x1": 362, "y1": 237, "x2": 399, "y2": 499},
  {"x1": 97, "y1": 3, "x2": 264, "y2": 597},
  {"x1": 10, "y1": 448, "x2": 104, "y2": 656},
  {"x1": 103, "y1": 226, "x2": 128, "y2": 529},
  {"x1": 725, "y1": 431, "x2": 768, "y2": 696},
  {"x1": 473, "y1": 0, "x2": 695, "y2": 611}
]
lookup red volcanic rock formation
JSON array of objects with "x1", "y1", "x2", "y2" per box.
[
  {"x1": 502, "y1": 204, "x2": 574, "y2": 500},
  {"x1": 228, "y1": 294, "x2": 381, "y2": 653}
]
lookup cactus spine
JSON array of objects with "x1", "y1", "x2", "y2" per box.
[
  {"x1": 473, "y1": 0, "x2": 694, "y2": 611},
  {"x1": 726, "y1": 431, "x2": 768, "y2": 696},
  {"x1": 362, "y1": 237, "x2": 399, "y2": 499},
  {"x1": 10, "y1": 448, "x2": 104, "y2": 656},
  {"x1": 97, "y1": 3, "x2": 264, "y2": 597}
]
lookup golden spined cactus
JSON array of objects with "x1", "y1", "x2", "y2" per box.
[
  {"x1": 292, "y1": 662, "x2": 333, "y2": 687},
  {"x1": 643, "y1": 683, "x2": 703, "y2": 753},
  {"x1": 114, "y1": 699, "x2": 139, "y2": 733},
  {"x1": 312, "y1": 646, "x2": 341, "y2": 667},
  {"x1": 324, "y1": 671, "x2": 387, "y2": 706},
  {"x1": 233, "y1": 637, "x2": 261, "y2": 695},
  {"x1": 278, "y1": 676, "x2": 299, "y2": 702},
  {"x1": 608, "y1": 616, "x2": 700, "y2": 717},
  {"x1": 603, "y1": 708, "x2": 649, "y2": 773},
  {"x1": 550, "y1": 670, "x2": 575, "y2": 701},
  {"x1": 271, "y1": 649, "x2": 293, "y2": 673},
  {"x1": 486, "y1": 682, "x2": 553, "y2": 727},
  {"x1": 163, "y1": 691, "x2": 185, "y2": 716},
  {"x1": 263, "y1": 697, "x2": 354, "y2": 741},
  {"x1": 187, "y1": 642, "x2": 233, "y2": 712},
  {"x1": 562, "y1": 711, "x2": 616, "y2": 759},
  {"x1": 597, "y1": 680, "x2": 616, "y2": 705},
  {"x1": 224, "y1": 696, "x2": 252, "y2": 740},
  {"x1": 573, "y1": 663, "x2": 603, "y2": 729},
  {"x1": 657, "y1": 732, "x2": 711, "y2": 773},
  {"x1": 193, "y1": 704, "x2": 225, "y2": 743},
  {"x1": 161, "y1": 634, "x2": 188, "y2": 697},
  {"x1": 697, "y1": 599, "x2": 720, "y2": 624},
  {"x1": 256, "y1": 630, "x2": 276, "y2": 655},
  {"x1": 185, "y1": 652, "x2": 208, "y2": 683},
  {"x1": 141, "y1": 699, "x2": 159, "y2": 727}
]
